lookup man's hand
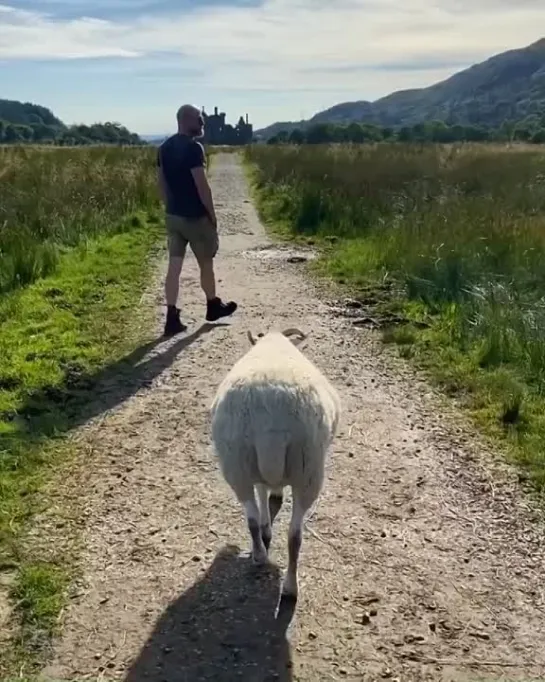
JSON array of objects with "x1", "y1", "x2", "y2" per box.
[
  {"x1": 191, "y1": 166, "x2": 217, "y2": 227},
  {"x1": 157, "y1": 166, "x2": 167, "y2": 205}
]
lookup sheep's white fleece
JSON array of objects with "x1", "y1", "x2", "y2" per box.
[{"x1": 210, "y1": 332, "x2": 341, "y2": 496}]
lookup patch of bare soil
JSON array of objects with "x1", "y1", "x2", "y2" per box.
[{"x1": 41, "y1": 154, "x2": 545, "y2": 682}]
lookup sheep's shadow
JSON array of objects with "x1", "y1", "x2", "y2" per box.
[{"x1": 124, "y1": 544, "x2": 295, "y2": 682}]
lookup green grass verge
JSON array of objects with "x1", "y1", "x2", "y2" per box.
[
  {"x1": 0, "y1": 211, "x2": 164, "y2": 678},
  {"x1": 245, "y1": 157, "x2": 545, "y2": 498}
]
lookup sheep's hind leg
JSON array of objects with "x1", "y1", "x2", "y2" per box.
[
  {"x1": 269, "y1": 487, "x2": 284, "y2": 527},
  {"x1": 282, "y1": 486, "x2": 316, "y2": 602},
  {"x1": 256, "y1": 484, "x2": 272, "y2": 552},
  {"x1": 243, "y1": 495, "x2": 268, "y2": 565}
]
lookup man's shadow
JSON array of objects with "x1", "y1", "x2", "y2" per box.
[
  {"x1": 3, "y1": 322, "x2": 229, "y2": 453},
  {"x1": 124, "y1": 544, "x2": 295, "y2": 682}
]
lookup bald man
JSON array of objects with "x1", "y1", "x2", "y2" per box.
[{"x1": 156, "y1": 104, "x2": 237, "y2": 336}]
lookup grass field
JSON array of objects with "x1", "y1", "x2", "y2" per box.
[
  {"x1": 0, "y1": 145, "x2": 160, "y2": 677},
  {"x1": 0, "y1": 145, "x2": 158, "y2": 294},
  {"x1": 246, "y1": 142, "x2": 545, "y2": 492}
]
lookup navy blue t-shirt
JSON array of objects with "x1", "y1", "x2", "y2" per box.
[{"x1": 157, "y1": 134, "x2": 208, "y2": 219}]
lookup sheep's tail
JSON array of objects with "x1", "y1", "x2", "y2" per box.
[{"x1": 255, "y1": 431, "x2": 288, "y2": 488}]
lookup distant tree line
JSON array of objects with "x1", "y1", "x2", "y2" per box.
[
  {"x1": 267, "y1": 118, "x2": 545, "y2": 145},
  {"x1": 0, "y1": 120, "x2": 144, "y2": 146}
]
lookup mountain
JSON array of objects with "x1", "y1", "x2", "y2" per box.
[
  {"x1": 141, "y1": 134, "x2": 168, "y2": 144},
  {"x1": 0, "y1": 98, "x2": 144, "y2": 145},
  {"x1": 257, "y1": 38, "x2": 545, "y2": 138}
]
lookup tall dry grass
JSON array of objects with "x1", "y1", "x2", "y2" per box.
[{"x1": 0, "y1": 145, "x2": 157, "y2": 294}]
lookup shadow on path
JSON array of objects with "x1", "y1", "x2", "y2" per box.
[
  {"x1": 3, "y1": 322, "x2": 229, "y2": 451},
  {"x1": 124, "y1": 545, "x2": 295, "y2": 682}
]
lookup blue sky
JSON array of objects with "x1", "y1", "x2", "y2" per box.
[{"x1": 0, "y1": 0, "x2": 543, "y2": 133}]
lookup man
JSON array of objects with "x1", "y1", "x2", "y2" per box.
[{"x1": 157, "y1": 104, "x2": 237, "y2": 336}]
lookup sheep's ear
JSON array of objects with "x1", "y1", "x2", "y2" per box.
[{"x1": 281, "y1": 328, "x2": 308, "y2": 346}]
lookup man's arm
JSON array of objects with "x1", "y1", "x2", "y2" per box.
[
  {"x1": 189, "y1": 142, "x2": 217, "y2": 227},
  {"x1": 156, "y1": 148, "x2": 168, "y2": 205}
]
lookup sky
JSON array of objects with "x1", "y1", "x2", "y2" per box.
[{"x1": 0, "y1": 0, "x2": 544, "y2": 134}]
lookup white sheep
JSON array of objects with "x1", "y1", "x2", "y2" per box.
[{"x1": 210, "y1": 327, "x2": 341, "y2": 601}]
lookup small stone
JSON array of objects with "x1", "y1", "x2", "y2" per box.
[
  {"x1": 361, "y1": 593, "x2": 380, "y2": 605},
  {"x1": 361, "y1": 613, "x2": 371, "y2": 625},
  {"x1": 308, "y1": 631, "x2": 317, "y2": 640},
  {"x1": 404, "y1": 633, "x2": 426, "y2": 644}
]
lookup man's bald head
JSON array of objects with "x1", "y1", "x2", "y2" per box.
[{"x1": 176, "y1": 104, "x2": 204, "y2": 138}]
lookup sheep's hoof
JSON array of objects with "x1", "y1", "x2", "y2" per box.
[
  {"x1": 280, "y1": 589, "x2": 298, "y2": 604},
  {"x1": 252, "y1": 549, "x2": 269, "y2": 566},
  {"x1": 281, "y1": 577, "x2": 298, "y2": 602},
  {"x1": 261, "y1": 524, "x2": 272, "y2": 552}
]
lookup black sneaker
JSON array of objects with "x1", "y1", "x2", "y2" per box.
[
  {"x1": 206, "y1": 297, "x2": 238, "y2": 322},
  {"x1": 164, "y1": 306, "x2": 187, "y2": 337}
]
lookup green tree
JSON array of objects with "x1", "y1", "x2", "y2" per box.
[
  {"x1": 288, "y1": 128, "x2": 305, "y2": 144},
  {"x1": 4, "y1": 124, "x2": 22, "y2": 143},
  {"x1": 306, "y1": 123, "x2": 335, "y2": 144}
]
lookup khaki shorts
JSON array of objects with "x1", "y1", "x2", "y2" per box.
[{"x1": 166, "y1": 214, "x2": 219, "y2": 261}]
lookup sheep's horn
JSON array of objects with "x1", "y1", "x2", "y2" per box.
[
  {"x1": 247, "y1": 330, "x2": 257, "y2": 346},
  {"x1": 247, "y1": 331, "x2": 265, "y2": 345},
  {"x1": 281, "y1": 327, "x2": 307, "y2": 340}
]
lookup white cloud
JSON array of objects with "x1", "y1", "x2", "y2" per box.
[
  {"x1": 1, "y1": 0, "x2": 544, "y2": 127},
  {"x1": 1, "y1": 0, "x2": 543, "y2": 65},
  {"x1": 0, "y1": 4, "x2": 139, "y2": 58}
]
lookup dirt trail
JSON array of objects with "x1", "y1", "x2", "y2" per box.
[{"x1": 43, "y1": 153, "x2": 545, "y2": 682}]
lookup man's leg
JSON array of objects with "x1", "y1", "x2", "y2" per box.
[
  {"x1": 194, "y1": 254, "x2": 237, "y2": 321},
  {"x1": 190, "y1": 218, "x2": 238, "y2": 322},
  {"x1": 165, "y1": 256, "x2": 183, "y2": 308},
  {"x1": 164, "y1": 216, "x2": 188, "y2": 337},
  {"x1": 197, "y1": 256, "x2": 216, "y2": 301}
]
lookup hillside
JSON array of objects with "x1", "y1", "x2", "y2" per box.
[
  {"x1": 257, "y1": 38, "x2": 545, "y2": 138},
  {"x1": 0, "y1": 98, "x2": 64, "y2": 128},
  {"x1": 0, "y1": 98, "x2": 144, "y2": 145}
]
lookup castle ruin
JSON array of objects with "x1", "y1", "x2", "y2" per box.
[{"x1": 201, "y1": 106, "x2": 253, "y2": 145}]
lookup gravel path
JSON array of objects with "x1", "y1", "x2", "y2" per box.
[{"x1": 42, "y1": 153, "x2": 545, "y2": 682}]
